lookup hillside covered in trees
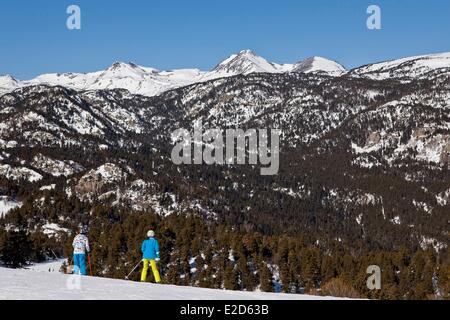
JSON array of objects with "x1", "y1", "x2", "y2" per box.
[{"x1": 1, "y1": 63, "x2": 449, "y2": 299}]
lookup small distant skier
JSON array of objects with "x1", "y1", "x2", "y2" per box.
[
  {"x1": 141, "y1": 230, "x2": 161, "y2": 283},
  {"x1": 72, "y1": 226, "x2": 90, "y2": 276}
]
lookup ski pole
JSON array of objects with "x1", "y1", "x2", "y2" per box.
[
  {"x1": 67, "y1": 256, "x2": 73, "y2": 274},
  {"x1": 87, "y1": 254, "x2": 93, "y2": 276},
  {"x1": 50, "y1": 249, "x2": 59, "y2": 260},
  {"x1": 125, "y1": 260, "x2": 142, "y2": 280}
]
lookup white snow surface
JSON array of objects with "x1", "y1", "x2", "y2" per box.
[
  {"x1": 81, "y1": 163, "x2": 125, "y2": 183},
  {"x1": 351, "y1": 52, "x2": 450, "y2": 79},
  {"x1": 0, "y1": 164, "x2": 43, "y2": 182},
  {"x1": 2, "y1": 51, "x2": 449, "y2": 97},
  {"x1": 40, "y1": 223, "x2": 71, "y2": 236},
  {"x1": 0, "y1": 75, "x2": 19, "y2": 94},
  {"x1": 0, "y1": 50, "x2": 346, "y2": 97},
  {"x1": 292, "y1": 56, "x2": 346, "y2": 75},
  {"x1": 211, "y1": 49, "x2": 286, "y2": 75},
  {"x1": 32, "y1": 154, "x2": 84, "y2": 177},
  {"x1": 0, "y1": 196, "x2": 22, "y2": 217},
  {"x1": 0, "y1": 265, "x2": 343, "y2": 300}
]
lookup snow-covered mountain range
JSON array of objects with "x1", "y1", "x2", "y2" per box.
[
  {"x1": 3, "y1": 50, "x2": 449, "y2": 98},
  {"x1": 1, "y1": 49, "x2": 449, "y2": 298},
  {"x1": 0, "y1": 61, "x2": 449, "y2": 252},
  {"x1": 348, "y1": 52, "x2": 450, "y2": 80},
  {"x1": 1, "y1": 49, "x2": 348, "y2": 97}
]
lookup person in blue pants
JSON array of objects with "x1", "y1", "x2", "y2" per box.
[{"x1": 72, "y1": 226, "x2": 90, "y2": 275}]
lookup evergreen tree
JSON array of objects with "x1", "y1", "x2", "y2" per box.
[
  {"x1": 224, "y1": 263, "x2": 238, "y2": 290},
  {"x1": 259, "y1": 262, "x2": 274, "y2": 292},
  {"x1": 1, "y1": 230, "x2": 32, "y2": 268}
]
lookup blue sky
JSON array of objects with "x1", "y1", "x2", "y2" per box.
[{"x1": 1, "y1": 0, "x2": 449, "y2": 79}]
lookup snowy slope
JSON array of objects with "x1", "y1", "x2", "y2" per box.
[
  {"x1": 0, "y1": 50, "x2": 347, "y2": 97},
  {"x1": 350, "y1": 52, "x2": 450, "y2": 79},
  {"x1": 2, "y1": 50, "x2": 447, "y2": 98},
  {"x1": 26, "y1": 63, "x2": 203, "y2": 97},
  {"x1": 0, "y1": 164, "x2": 43, "y2": 182},
  {"x1": 0, "y1": 196, "x2": 22, "y2": 217},
  {"x1": 0, "y1": 266, "x2": 343, "y2": 300},
  {"x1": 209, "y1": 49, "x2": 285, "y2": 76},
  {"x1": 292, "y1": 57, "x2": 346, "y2": 75},
  {"x1": 0, "y1": 75, "x2": 19, "y2": 95}
]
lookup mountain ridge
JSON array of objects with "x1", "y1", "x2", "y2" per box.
[
  {"x1": 2, "y1": 50, "x2": 449, "y2": 97},
  {"x1": 0, "y1": 50, "x2": 344, "y2": 96},
  {"x1": 1, "y1": 63, "x2": 449, "y2": 299}
]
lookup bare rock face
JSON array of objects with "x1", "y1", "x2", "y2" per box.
[
  {"x1": 366, "y1": 132, "x2": 381, "y2": 146},
  {"x1": 440, "y1": 143, "x2": 450, "y2": 168},
  {"x1": 75, "y1": 163, "x2": 126, "y2": 197},
  {"x1": 412, "y1": 128, "x2": 435, "y2": 140},
  {"x1": 75, "y1": 175, "x2": 104, "y2": 197}
]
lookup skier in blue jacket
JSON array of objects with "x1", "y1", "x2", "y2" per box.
[{"x1": 141, "y1": 230, "x2": 161, "y2": 283}]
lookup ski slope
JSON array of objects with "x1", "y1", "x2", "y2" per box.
[{"x1": 0, "y1": 262, "x2": 343, "y2": 300}]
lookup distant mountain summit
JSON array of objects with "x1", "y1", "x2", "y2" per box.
[
  {"x1": 0, "y1": 75, "x2": 19, "y2": 91},
  {"x1": 211, "y1": 49, "x2": 281, "y2": 75},
  {"x1": 292, "y1": 56, "x2": 346, "y2": 75},
  {"x1": 1, "y1": 50, "x2": 450, "y2": 97}
]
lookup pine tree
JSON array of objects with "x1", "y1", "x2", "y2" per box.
[
  {"x1": 165, "y1": 260, "x2": 181, "y2": 285},
  {"x1": 0, "y1": 229, "x2": 6, "y2": 260},
  {"x1": 259, "y1": 262, "x2": 274, "y2": 292},
  {"x1": 1, "y1": 230, "x2": 32, "y2": 268},
  {"x1": 224, "y1": 263, "x2": 238, "y2": 290},
  {"x1": 302, "y1": 248, "x2": 321, "y2": 291}
]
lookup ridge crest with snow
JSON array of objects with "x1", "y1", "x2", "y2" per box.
[{"x1": 1, "y1": 50, "x2": 449, "y2": 97}]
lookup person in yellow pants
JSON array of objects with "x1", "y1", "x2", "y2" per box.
[
  {"x1": 140, "y1": 230, "x2": 161, "y2": 283},
  {"x1": 141, "y1": 259, "x2": 161, "y2": 283}
]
